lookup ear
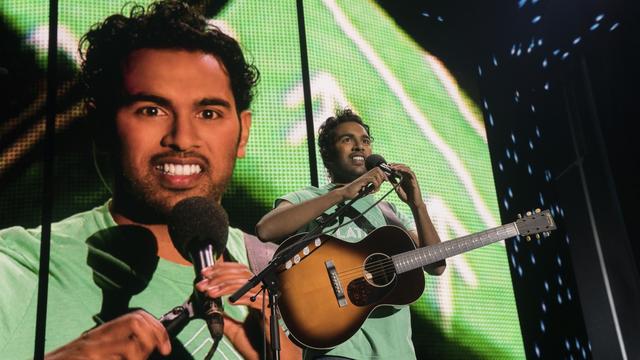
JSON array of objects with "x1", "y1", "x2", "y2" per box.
[{"x1": 236, "y1": 110, "x2": 252, "y2": 158}]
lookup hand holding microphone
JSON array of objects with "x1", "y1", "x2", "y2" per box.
[
  {"x1": 338, "y1": 167, "x2": 386, "y2": 200},
  {"x1": 338, "y1": 154, "x2": 400, "y2": 200},
  {"x1": 365, "y1": 154, "x2": 402, "y2": 183},
  {"x1": 196, "y1": 262, "x2": 266, "y2": 311},
  {"x1": 365, "y1": 154, "x2": 423, "y2": 206},
  {"x1": 165, "y1": 197, "x2": 229, "y2": 339},
  {"x1": 165, "y1": 196, "x2": 268, "y2": 360}
]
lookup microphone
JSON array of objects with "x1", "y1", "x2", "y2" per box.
[
  {"x1": 166, "y1": 196, "x2": 229, "y2": 338},
  {"x1": 365, "y1": 154, "x2": 401, "y2": 183},
  {"x1": 168, "y1": 196, "x2": 228, "y2": 274}
]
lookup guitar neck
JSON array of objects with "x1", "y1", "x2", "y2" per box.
[{"x1": 393, "y1": 222, "x2": 520, "y2": 274}]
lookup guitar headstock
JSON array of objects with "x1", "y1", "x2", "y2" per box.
[{"x1": 515, "y1": 209, "x2": 556, "y2": 241}]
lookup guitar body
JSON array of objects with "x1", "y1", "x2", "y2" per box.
[
  {"x1": 274, "y1": 210, "x2": 557, "y2": 350},
  {"x1": 275, "y1": 226, "x2": 425, "y2": 349}
]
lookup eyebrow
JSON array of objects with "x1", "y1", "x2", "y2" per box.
[
  {"x1": 338, "y1": 133, "x2": 372, "y2": 139},
  {"x1": 121, "y1": 93, "x2": 232, "y2": 109},
  {"x1": 121, "y1": 93, "x2": 171, "y2": 107},
  {"x1": 198, "y1": 98, "x2": 232, "y2": 109}
]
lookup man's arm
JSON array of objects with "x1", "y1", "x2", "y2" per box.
[
  {"x1": 256, "y1": 168, "x2": 387, "y2": 243},
  {"x1": 389, "y1": 164, "x2": 446, "y2": 275}
]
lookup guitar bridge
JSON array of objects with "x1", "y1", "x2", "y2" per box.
[{"x1": 325, "y1": 260, "x2": 348, "y2": 307}]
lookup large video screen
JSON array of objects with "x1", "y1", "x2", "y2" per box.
[{"x1": 0, "y1": 0, "x2": 523, "y2": 358}]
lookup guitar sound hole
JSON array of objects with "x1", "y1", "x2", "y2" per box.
[{"x1": 363, "y1": 253, "x2": 396, "y2": 287}]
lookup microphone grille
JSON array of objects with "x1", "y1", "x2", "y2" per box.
[
  {"x1": 365, "y1": 154, "x2": 386, "y2": 171},
  {"x1": 168, "y1": 196, "x2": 229, "y2": 259}
]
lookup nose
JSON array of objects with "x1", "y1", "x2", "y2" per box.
[
  {"x1": 160, "y1": 114, "x2": 199, "y2": 152},
  {"x1": 352, "y1": 138, "x2": 365, "y2": 151}
]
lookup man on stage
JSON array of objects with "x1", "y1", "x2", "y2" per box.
[
  {"x1": 256, "y1": 108, "x2": 446, "y2": 359},
  {"x1": 0, "y1": 1, "x2": 299, "y2": 359}
]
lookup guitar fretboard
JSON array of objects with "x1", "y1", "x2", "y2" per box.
[{"x1": 392, "y1": 223, "x2": 519, "y2": 274}]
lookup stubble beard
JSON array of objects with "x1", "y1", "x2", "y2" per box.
[
  {"x1": 330, "y1": 161, "x2": 366, "y2": 185},
  {"x1": 114, "y1": 164, "x2": 231, "y2": 224}
]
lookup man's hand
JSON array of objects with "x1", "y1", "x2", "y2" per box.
[
  {"x1": 195, "y1": 260, "x2": 267, "y2": 351},
  {"x1": 389, "y1": 163, "x2": 424, "y2": 208},
  {"x1": 195, "y1": 261, "x2": 264, "y2": 311},
  {"x1": 338, "y1": 167, "x2": 387, "y2": 200},
  {"x1": 45, "y1": 310, "x2": 171, "y2": 360}
]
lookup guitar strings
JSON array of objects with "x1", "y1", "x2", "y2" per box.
[
  {"x1": 336, "y1": 256, "x2": 398, "y2": 279},
  {"x1": 335, "y1": 250, "x2": 426, "y2": 279},
  {"x1": 341, "y1": 266, "x2": 395, "y2": 285},
  {"x1": 336, "y1": 258, "x2": 399, "y2": 284},
  {"x1": 335, "y1": 249, "x2": 437, "y2": 283},
  {"x1": 335, "y1": 229, "x2": 497, "y2": 281},
  {"x1": 335, "y1": 257, "x2": 394, "y2": 277}
]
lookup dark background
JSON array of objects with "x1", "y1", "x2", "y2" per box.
[{"x1": 379, "y1": 0, "x2": 639, "y2": 358}]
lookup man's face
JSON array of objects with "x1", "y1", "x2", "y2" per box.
[
  {"x1": 113, "y1": 49, "x2": 251, "y2": 218},
  {"x1": 329, "y1": 121, "x2": 373, "y2": 183}
]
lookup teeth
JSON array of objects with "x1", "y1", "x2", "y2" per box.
[
  {"x1": 353, "y1": 156, "x2": 365, "y2": 161},
  {"x1": 156, "y1": 163, "x2": 202, "y2": 176}
]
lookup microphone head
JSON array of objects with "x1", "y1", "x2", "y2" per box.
[
  {"x1": 365, "y1": 154, "x2": 387, "y2": 171},
  {"x1": 168, "y1": 197, "x2": 229, "y2": 261}
]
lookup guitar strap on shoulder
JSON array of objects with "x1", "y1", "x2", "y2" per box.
[
  {"x1": 377, "y1": 201, "x2": 405, "y2": 229},
  {"x1": 319, "y1": 201, "x2": 407, "y2": 234},
  {"x1": 243, "y1": 232, "x2": 278, "y2": 273}
]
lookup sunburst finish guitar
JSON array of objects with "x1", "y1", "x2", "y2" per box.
[{"x1": 274, "y1": 209, "x2": 556, "y2": 349}]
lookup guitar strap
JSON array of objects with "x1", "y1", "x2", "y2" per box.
[
  {"x1": 314, "y1": 203, "x2": 376, "y2": 234},
  {"x1": 243, "y1": 232, "x2": 278, "y2": 273},
  {"x1": 377, "y1": 201, "x2": 406, "y2": 229},
  {"x1": 337, "y1": 202, "x2": 377, "y2": 233},
  {"x1": 317, "y1": 200, "x2": 406, "y2": 235}
]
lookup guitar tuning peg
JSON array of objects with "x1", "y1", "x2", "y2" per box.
[
  {"x1": 517, "y1": 213, "x2": 522, "y2": 219},
  {"x1": 535, "y1": 208, "x2": 541, "y2": 213},
  {"x1": 525, "y1": 235, "x2": 532, "y2": 242},
  {"x1": 526, "y1": 211, "x2": 532, "y2": 216},
  {"x1": 535, "y1": 233, "x2": 541, "y2": 240},
  {"x1": 543, "y1": 232, "x2": 550, "y2": 238}
]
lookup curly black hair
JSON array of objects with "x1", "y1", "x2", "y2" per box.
[
  {"x1": 318, "y1": 108, "x2": 371, "y2": 178},
  {"x1": 79, "y1": 0, "x2": 259, "y2": 121}
]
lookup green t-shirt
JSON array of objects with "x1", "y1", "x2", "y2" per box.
[
  {"x1": 0, "y1": 202, "x2": 251, "y2": 359},
  {"x1": 278, "y1": 184, "x2": 418, "y2": 360}
]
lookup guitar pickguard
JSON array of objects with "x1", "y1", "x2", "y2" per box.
[{"x1": 347, "y1": 277, "x2": 395, "y2": 306}]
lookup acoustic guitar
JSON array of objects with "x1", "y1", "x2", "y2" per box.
[{"x1": 274, "y1": 209, "x2": 556, "y2": 349}]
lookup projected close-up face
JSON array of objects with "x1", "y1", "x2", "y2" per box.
[{"x1": 113, "y1": 49, "x2": 250, "y2": 215}]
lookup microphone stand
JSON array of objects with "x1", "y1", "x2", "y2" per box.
[{"x1": 230, "y1": 185, "x2": 375, "y2": 359}]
